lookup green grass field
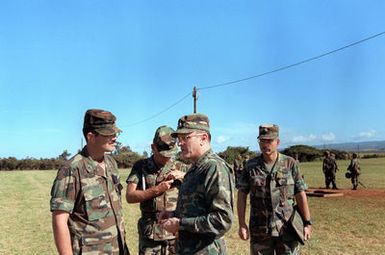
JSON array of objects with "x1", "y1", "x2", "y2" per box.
[{"x1": 0, "y1": 157, "x2": 384, "y2": 255}]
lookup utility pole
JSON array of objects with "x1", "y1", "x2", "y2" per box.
[{"x1": 192, "y1": 86, "x2": 198, "y2": 113}]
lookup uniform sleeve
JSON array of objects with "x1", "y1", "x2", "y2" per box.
[
  {"x1": 126, "y1": 161, "x2": 142, "y2": 184},
  {"x1": 179, "y1": 163, "x2": 234, "y2": 237},
  {"x1": 50, "y1": 165, "x2": 77, "y2": 213},
  {"x1": 292, "y1": 162, "x2": 307, "y2": 194}
]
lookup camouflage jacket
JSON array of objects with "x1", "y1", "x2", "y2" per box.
[
  {"x1": 237, "y1": 153, "x2": 306, "y2": 239},
  {"x1": 175, "y1": 150, "x2": 234, "y2": 254},
  {"x1": 323, "y1": 157, "x2": 337, "y2": 173},
  {"x1": 127, "y1": 156, "x2": 188, "y2": 240},
  {"x1": 348, "y1": 158, "x2": 360, "y2": 175},
  {"x1": 50, "y1": 147, "x2": 129, "y2": 255}
]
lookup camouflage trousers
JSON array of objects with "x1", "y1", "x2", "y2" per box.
[
  {"x1": 139, "y1": 237, "x2": 176, "y2": 255},
  {"x1": 324, "y1": 172, "x2": 337, "y2": 189},
  {"x1": 351, "y1": 174, "x2": 359, "y2": 189},
  {"x1": 250, "y1": 232, "x2": 300, "y2": 255}
]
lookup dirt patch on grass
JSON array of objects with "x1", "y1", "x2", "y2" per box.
[{"x1": 308, "y1": 187, "x2": 385, "y2": 199}]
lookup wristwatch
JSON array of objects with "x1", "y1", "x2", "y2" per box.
[{"x1": 303, "y1": 219, "x2": 313, "y2": 226}]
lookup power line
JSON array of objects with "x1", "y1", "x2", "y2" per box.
[
  {"x1": 124, "y1": 30, "x2": 385, "y2": 127},
  {"x1": 199, "y1": 31, "x2": 385, "y2": 91},
  {"x1": 124, "y1": 91, "x2": 192, "y2": 127}
]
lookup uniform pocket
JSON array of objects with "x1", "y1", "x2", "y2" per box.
[
  {"x1": 250, "y1": 176, "x2": 265, "y2": 197},
  {"x1": 83, "y1": 185, "x2": 110, "y2": 221},
  {"x1": 138, "y1": 217, "x2": 154, "y2": 239},
  {"x1": 80, "y1": 233, "x2": 114, "y2": 253}
]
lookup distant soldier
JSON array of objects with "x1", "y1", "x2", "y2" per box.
[
  {"x1": 233, "y1": 154, "x2": 243, "y2": 186},
  {"x1": 126, "y1": 125, "x2": 188, "y2": 255},
  {"x1": 243, "y1": 154, "x2": 250, "y2": 169},
  {"x1": 347, "y1": 153, "x2": 361, "y2": 190},
  {"x1": 50, "y1": 109, "x2": 130, "y2": 255},
  {"x1": 159, "y1": 113, "x2": 234, "y2": 254},
  {"x1": 322, "y1": 151, "x2": 338, "y2": 189}
]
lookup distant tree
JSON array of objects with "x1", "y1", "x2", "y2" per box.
[
  {"x1": 218, "y1": 146, "x2": 256, "y2": 165},
  {"x1": 142, "y1": 151, "x2": 149, "y2": 158},
  {"x1": 113, "y1": 144, "x2": 142, "y2": 168},
  {"x1": 281, "y1": 145, "x2": 323, "y2": 162}
]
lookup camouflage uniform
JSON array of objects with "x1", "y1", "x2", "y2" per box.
[
  {"x1": 238, "y1": 153, "x2": 307, "y2": 255},
  {"x1": 233, "y1": 156, "x2": 243, "y2": 186},
  {"x1": 167, "y1": 113, "x2": 234, "y2": 254},
  {"x1": 50, "y1": 147, "x2": 129, "y2": 255},
  {"x1": 175, "y1": 149, "x2": 234, "y2": 254},
  {"x1": 347, "y1": 155, "x2": 360, "y2": 190},
  {"x1": 322, "y1": 152, "x2": 338, "y2": 189},
  {"x1": 127, "y1": 156, "x2": 188, "y2": 255},
  {"x1": 50, "y1": 109, "x2": 129, "y2": 255}
]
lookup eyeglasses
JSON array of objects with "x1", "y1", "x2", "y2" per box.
[
  {"x1": 95, "y1": 132, "x2": 120, "y2": 139},
  {"x1": 177, "y1": 133, "x2": 204, "y2": 143},
  {"x1": 258, "y1": 138, "x2": 276, "y2": 144}
]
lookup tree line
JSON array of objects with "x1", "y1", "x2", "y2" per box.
[{"x1": 1, "y1": 144, "x2": 383, "y2": 171}]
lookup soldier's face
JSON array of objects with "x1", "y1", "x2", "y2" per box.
[
  {"x1": 258, "y1": 138, "x2": 280, "y2": 156},
  {"x1": 93, "y1": 133, "x2": 118, "y2": 152},
  {"x1": 152, "y1": 144, "x2": 171, "y2": 167},
  {"x1": 177, "y1": 132, "x2": 204, "y2": 161}
]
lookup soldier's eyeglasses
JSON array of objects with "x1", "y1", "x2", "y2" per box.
[
  {"x1": 177, "y1": 134, "x2": 203, "y2": 143},
  {"x1": 258, "y1": 138, "x2": 275, "y2": 144}
]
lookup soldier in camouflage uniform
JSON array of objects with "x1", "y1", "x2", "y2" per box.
[
  {"x1": 126, "y1": 125, "x2": 188, "y2": 255},
  {"x1": 159, "y1": 113, "x2": 234, "y2": 255},
  {"x1": 237, "y1": 124, "x2": 312, "y2": 255},
  {"x1": 322, "y1": 151, "x2": 338, "y2": 189},
  {"x1": 347, "y1": 153, "x2": 361, "y2": 190},
  {"x1": 50, "y1": 109, "x2": 130, "y2": 255},
  {"x1": 233, "y1": 154, "x2": 243, "y2": 186}
]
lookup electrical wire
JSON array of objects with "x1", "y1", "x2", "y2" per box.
[
  {"x1": 199, "y1": 31, "x2": 385, "y2": 90},
  {"x1": 124, "y1": 91, "x2": 192, "y2": 127},
  {"x1": 124, "y1": 31, "x2": 385, "y2": 126}
]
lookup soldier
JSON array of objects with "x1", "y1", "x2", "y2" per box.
[
  {"x1": 126, "y1": 125, "x2": 188, "y2": 255},
  {"x1": 159, "y1": 113, "x2": 234, "y2": 254},
  {"x1": 233, "y1": 154, "x2": 243, "y2": 186},
  {"x1": 50, "y1": 109, "x2": 130, "y2": 255},
  {"x1": 322, "y1": 151, "x2": 338, "y2": 189},
  {"x1": 237, "y1": 124, "x2": 312, "y2": 255},
  {"x1": 347, "y1": 153, "x2": 361, "y2": 190}
]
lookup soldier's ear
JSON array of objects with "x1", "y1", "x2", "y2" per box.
[{"x1": 87, "y1": 132, "x2": 96, "y2": 144}]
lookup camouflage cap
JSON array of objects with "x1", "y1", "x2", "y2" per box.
[
  {"x1": 258, "y1": 124, "x2": 279, "y2": 139},
  {"x1": 172, "y1": 113, "x2": 210, "y2": 137},
  {"x1": 83, "y1": 109, "x2": 122, "y2": 136},
  {"x1": 153, "y1": 125, "x2": 177, "y2": 157}
]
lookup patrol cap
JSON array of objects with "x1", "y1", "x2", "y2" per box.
[
  {"x1": 83, "y1": 109, "x2": 122, "y2": 136},
  {"x1": 153, "y1": 125, "x2": 177, "y2": 157},
  {"x1": 258, "y1": 124, "x2": 279, "y2": 139},
  {"x1": 172, "y1": 113, "x2": 210, "y2": 137}
]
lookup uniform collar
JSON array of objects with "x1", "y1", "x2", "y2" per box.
[
  {"x1": 81, "y1": 146, "x2": 108, "y2": 177},
  {"x1": 193, "y1": 149, "x2": 213, "y2": 168}
]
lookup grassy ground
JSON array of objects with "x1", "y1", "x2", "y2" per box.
[{"x1": 0, "y1": 157, "x2": 384, "y2": 255}]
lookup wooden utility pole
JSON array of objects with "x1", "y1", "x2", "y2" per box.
[{"x1": 192, "y1": 86, "x2": 197, "y2": 113}]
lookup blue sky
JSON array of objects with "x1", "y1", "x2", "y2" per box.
[{"x1": 1, "y1": 1, "x2": 385, "y2": 159}]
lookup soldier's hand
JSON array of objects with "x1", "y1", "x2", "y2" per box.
[
  {"x1": 166, "y1": 170, "x2": 185, "y2": 181},
  {"x1": 158, "y1": 211, "x2": 174, "y2": 223},
  {"x1": 154, "y1": 180, "x2": 174, "y2": 195},
  {"x1": 238, "y1": 225, "x2": 249, "y2": 240},
  {"x1": 304, "y1": 225, "x2": 312, "y2": 241},
  {"x1": 159, "y1": 217, "x2": 180, "y2": 234}
]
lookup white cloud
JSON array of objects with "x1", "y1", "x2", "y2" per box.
[
  {"x1": 291, "y1": 134, "x2": 317, "y2": 143},
  {"x1": 321, "y1": 132, "x2": 336, "y2": 142},
  {"x1": 353, "y1": 129, "x2": 377, "y2": 140},
  {"x1": 215, "y1": 135, "x2": 229, "y2": 144}
]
